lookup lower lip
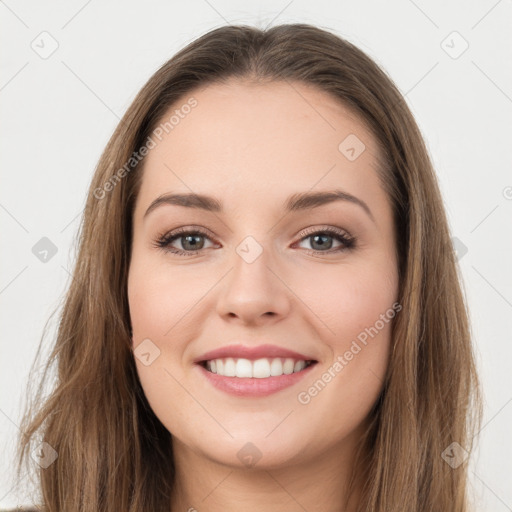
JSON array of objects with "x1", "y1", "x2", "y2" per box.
[{"x1": 196, "y1": 362, "x2": 317, "y2": 397}]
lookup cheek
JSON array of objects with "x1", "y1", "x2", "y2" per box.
[
  {"x1": 128, "y1": 260, "x2": 199, "y2": 340},
  {"x1": 127, "y1": 256, "x2": 212, "y2": 402},
  {"x1": 295, "y1": 257, "x2": 398, "y2": 341},
  {"x1": 127, "y1": 261, "x2": 197, "y2": 416},
  {"x1": 295, "y1": 262, "x2": 397, "y2": 401}
]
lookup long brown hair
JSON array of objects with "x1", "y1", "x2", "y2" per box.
[{"x1": 15, "y1": 23, "x2": 482, "y2": 511}]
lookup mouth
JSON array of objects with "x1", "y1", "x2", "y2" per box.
[
  {"x1": 193, "y1": 343, "x2": 319, "y2": 397},
  {"x1": 198, "y1": 357, "x2": 317, "y2": 378},
  {"x1": 195, "y1": 357, "x2": 318, "y2": 397}
]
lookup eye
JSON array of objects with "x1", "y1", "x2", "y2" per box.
[
  {"x1": 293, "y1": 226, "x2": 356, "y2": 254},
  {"x1": 152, "y1": 226, "x2": 216, "y2": 256},
  {"x1": 152, "y1": 225, "x2": 356, "y2": 256}
]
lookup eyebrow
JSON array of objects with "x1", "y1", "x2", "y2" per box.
[{"x1": 143, "y1": 189, "x2": 375, "y2": 223}]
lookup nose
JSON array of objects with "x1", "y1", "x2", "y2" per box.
[{"x1": 215, "y1": 241, "x2": 291, "y2": 326}]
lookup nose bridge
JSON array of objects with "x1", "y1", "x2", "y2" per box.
[
  {"x1": 216, "y1": 231, "x2": 291, "y2": 323},
  {"x1": 230, "y1": 232, "x2": 274, "y2": 291}
]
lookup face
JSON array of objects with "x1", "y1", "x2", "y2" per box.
[{"x1": 127, "y1": 79, "x2": 399, "y2": 469}]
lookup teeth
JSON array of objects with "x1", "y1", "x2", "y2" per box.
[
  {"x1": 294, "y1": 360, "x2": 306, "y2": 372},
  {"x1": 236, "y1": 358, "x2": 253, "y2": 378},
  {"x1": 269, "y1": 358, "x2": 282, "y2": 376},
  {"x1": 204, "y1": 357, "x2": 313, "y2": 378},
  {"x1": 224, "y1": 358, "x2": 236, "y2": 377},
  {"x1": 253, "y1": 358, "x2": 270, "y2": 378},
  {"x1": 283, "y1": 359, "x2": 295, "y2": 375}
]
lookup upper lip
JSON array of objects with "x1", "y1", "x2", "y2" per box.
[{"x1": 194, "y1": 344, "x2": 318, "y2": 363}]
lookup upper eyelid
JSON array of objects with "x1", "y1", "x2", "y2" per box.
[
  {"x1": 160, "y1": 225, "x2": 352, "y2": 239},
  {"x1": 158, "y1": 225, "x2": 354, "y2": 248}
]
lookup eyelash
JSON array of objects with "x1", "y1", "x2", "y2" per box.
[{"x1": 152, "y1": 225, "x2": 356, "y2": 257}]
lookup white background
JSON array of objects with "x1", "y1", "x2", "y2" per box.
[{"x1": 1, "y1": 0, "x2": 511, "y2": 509}]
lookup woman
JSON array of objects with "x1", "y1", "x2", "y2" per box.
[{"x1": 15, "y1": 23, "x2": 482, "y2": 511}]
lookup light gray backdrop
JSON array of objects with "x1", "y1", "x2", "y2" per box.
[{"x1": 1, "y1": 0, "x2": 511, "y2": 509}]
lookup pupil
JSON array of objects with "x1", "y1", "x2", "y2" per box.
[
  {"x1": 311, "y1": 234, "x2": 332, "y2": 251},
  {"x1": 183, "y1": 235, "x2": 203, "y2": 250}
]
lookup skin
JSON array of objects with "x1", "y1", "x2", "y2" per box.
[{"x1": 127, "y1": 79, "x2": 399, "y2": 512}]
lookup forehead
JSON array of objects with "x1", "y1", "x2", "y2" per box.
[{"x1": 135, "y1": 79, "x2": 387, "y2": 217}]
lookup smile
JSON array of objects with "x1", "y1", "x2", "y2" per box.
[
  {"x1": 201, "y1": 357, "x2": 315, "y2": 378},
  {"x1": 196, "y1": 357, "x2": 318, "y2": 397}
]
